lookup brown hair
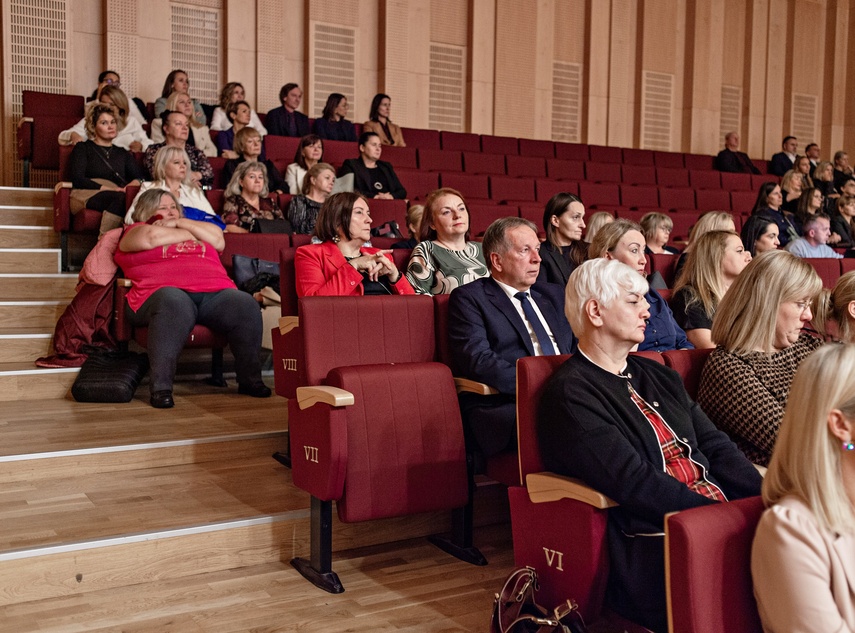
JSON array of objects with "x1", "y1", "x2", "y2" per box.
[
  {"x1": 84, "y1": 103, "x2": 118, "y2": 138},
  {"x1": 313, "y1": 192, "x2": 367, "y2": 242},
  {"x1": 301, "y1": 162, "x2": 335, "y2": 196}
]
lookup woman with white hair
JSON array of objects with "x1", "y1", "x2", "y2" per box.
[
  {"x1": 752, "y1": 343, "x2": 855, "y2": 632},
  {"x1": 539, "y1": 257, "x2": 762, "y2": 632}
]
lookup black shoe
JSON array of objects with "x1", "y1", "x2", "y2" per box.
[
  {"x1": 238, "y1": 382, "x2": 272, "y2": 398},
  {"x1": 150, "y1": 390, "x2": 175, "y2": 408}
]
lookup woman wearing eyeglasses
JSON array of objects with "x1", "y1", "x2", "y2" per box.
[{"x1": 697, "y1": 250, "x2": 824, "y2": 466}]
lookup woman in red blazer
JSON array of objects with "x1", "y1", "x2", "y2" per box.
[{"x1": 295, "y1": 192, "x2": 415, "y2": 297}]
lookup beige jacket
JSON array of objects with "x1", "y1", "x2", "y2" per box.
[{"x1": 362, "y1": 120, "x2": 406, "y2": 147}]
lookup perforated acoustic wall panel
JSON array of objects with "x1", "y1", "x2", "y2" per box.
[
  {"x1": 791, "y1": 93, "x2": 818, "y2": 145},
  {"x1": 383, "y1": 0, "x2": 410, "y2": 123},
  {"x1": 641, "y1": 71, "x2": 673, "y2": 150},
  {"x1": 719, "y1": 84, "x2": 742, "y2": 145},
  {"x1": 310, "y1": 23, "x2": 356, "y2": 119},
  {"x1": 6, "y1": 0, "x2": 69, "y2": 187},
  {"x1": 429, "y1": 45, "x2": 464, "y2": 132},
  {"x1": 552, "y1": 62, "x2": 582, "y2": 143},
  {"x1": 171, "y1": 4, "x2": 221, "y2": 104},
  {"x1": 107, "y1": 0, "x2": 139, "y2": 102},
  {"x1": 257, "y1": 0, "x2": 286, "y2": 113}
]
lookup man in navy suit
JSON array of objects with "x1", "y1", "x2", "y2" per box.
[
  {"x1": 448, "y1": 217, "x2": 575, "y2": 456},
  {"x1": 265, "y1": 83, "x2": 310, "y2": 137},
  {"x1": 769, "y1": 135, "x2": 798, "y2": 176}
]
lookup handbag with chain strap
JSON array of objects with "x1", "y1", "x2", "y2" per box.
[{"x1": 490, "y1": 567, "x2": 588, "y2": 633}]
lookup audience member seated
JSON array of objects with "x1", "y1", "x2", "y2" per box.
[
  {"x1": 215, "y1": 100, "x2": 258, "y2": 159},
  {"x1": 793, "y1": 187, "x2": 824, "y2": 236},
  {"x1": 698, "y1": 250, "x2": 823, "y2": 466},
  {"x1": 779, "y1": 169, "x2": 804, "y2": 214},
  {"x1": 590, "y1": 219, "x2": 692, "y2": 352},
  {"x1": 312, "y1": 93, "x2": 357, "y2": 142},
  {"x1": 222, "y1": 127, "x2": 287, "y2": 193},
  {"x1": 674, "y1": 211, "x2": 736, "y2": 278},
  {"x1": 641, "y1": 211, "x2": 679, "y2": 255},
  {"x1": 769, "y1": 135, "x2": 798, "y2": 176},
  {"x1": 126, "y1": 146, "x2": 215, "y2": 224},
  {"x1": 448, "y1": 217, "x2": 575, "y2": 456},
  {"x1": 210, "y1": 82, "x2": 267, "y2": 135},
  {"x1": 832, "y1": 195, "x2": 855, "y2": 249},
  {"x1": 286, "y1": 162, "x2": 336, "y2": 235},
  {"x1": 818, "y1": 271, "x2": 855, "y2": 342},
  {"x1": 833, "y1": 150, "x2": 854, "y2": 192},
  {"x1": 59, "y1": 85, "x2": 152, "y2": 153},
  {"x1": 222, "y1": 162, "x2": 285, "y2": 233},
  {"x1": 805, "y1": 142, "x2": 821, "y2": 173},
  {"x1": 814, "y1": 160, "x2": 840, "y2": 202},
  {"x1": 154, "y1": 70, "x2": 207, "y2": 125},
  {"x1": 752, "y1": 182, "x2": 798, "y2": 247},
  {"x1": 362, "y1": 93, "x2": 406, "y2": 146},
  {"x1": 339, "y1": 131, "x2": 407, "y2": 200},
  {"x1": 840, "y1": 176, "x2": 855, "y2": 200},
  {"x1": 538, "y1": 257, "x2": 762, "y2": 633},
  {"x1": 151, "y1": 91, "x2": 217, "y2": 157},
  {"x1": 740, "y1": 215, "x2": 780, "y2": 258},
  {"x1": 115, "y1": 189, "x2": 270, "y2": 409},
  {"x1": 265, "y1": 83, "x2": 310, "y2": 138},
  {"x1": 752, "y1": 343, "x2": 855, "y2": 633},
  {"x1": 671, "y1": 230, "x2": 751, "y2": 349},
  {"x1": 405, "y1": 187, "x2": 488, "y2": 295},
  {"x1": 88, "y1": 70, "x2": 146, "y2": 126},
  {"x1": 584, "y1": 211, "x2": 614, "y2": 244},
  {"x1": 785, "y1": 213, "x2": 842, "y2": 260},
  {"x1": 145, "y1": 112, "x2": 214, "y2": 190},
  {"x1": 536, "y1": 192, "x2": 589, "y2": 288},
  {"x1": 285, "y1": 134, "x2": 323, "y2": 194},
  {"x1": 294, "y1": 192, "x2": 415, "y2": 297},
  {"x1": 392, "y1": 204, "x2": 423, "y2": 249},
  {"x1": 714, "y1": 131, "x2": 760, "y2": 174},
  {"x1": 67, "y1": 103, "x2": 145, "y2": 235},
  {"x1": 793, "y1": 154, "x2": 814, "y2": 188}
]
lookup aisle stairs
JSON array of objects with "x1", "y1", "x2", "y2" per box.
[{"x1": 0, "y1": 186, "x2": 507, "y2": 624}]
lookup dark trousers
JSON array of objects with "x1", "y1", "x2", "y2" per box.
[
  {"x1": 87, "y1": 190, "x2": 126, "y2": 216},
  {"x1": 458, "y1": 392, "x2": 516, "y2": 457},
  {"x1": 127, "y1": 287, "x2": 262, "y2": 392}
]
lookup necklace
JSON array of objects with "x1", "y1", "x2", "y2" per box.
[{"x1": 96, "y1": 143, "x2": 113, "y2": 160}]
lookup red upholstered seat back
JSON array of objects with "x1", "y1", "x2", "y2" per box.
[
  {"x1": 666, "y1": 496, "x2": 764, "y2": 633},
  {"x1": 433, "y1": 293, "x2": 452, "y2": 366},
  {"x1": 809, "y1": 258, "x2": 842, "y2": 288},
  {"x1": 650, "y1": 253, "x2": 679, "y2": 287},
  {"x1": 219, "y1": 233, "x2": 290, "y2": 277},
  {"x1": 299, "y1": 295, "x2": 436, "y2": 386},
  {"x1": 662, "y1": 348, "x2": 713, "y2": 401},
  {"x1": 22, "y1": 90, "x2": 85, "y2": 170},
  {"x1": 329, "y1": 362, "x2": 468, "y2": 522}
]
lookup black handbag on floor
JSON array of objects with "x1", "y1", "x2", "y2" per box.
[
  {"x1": 71, "y1": 349, "x2": 149, "y2": 403},
  {"x1": 491, "y1": 567, "x2": 588, "y2": 633}
]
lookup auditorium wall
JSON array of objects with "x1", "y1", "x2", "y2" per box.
[{"x1": 1, "y1": 0, "x2": 852, "y2": 186}]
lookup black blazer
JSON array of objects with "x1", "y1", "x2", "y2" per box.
[
  {"x1": 537, "y1": 241, "x2": 589, "y2": 288},
  {"x1": 714, "y1": 149, "x2": 760, "y2": 174},
  {"x1": 264, "y1": 107, "x2": 310, "y2": 138},
  {"x1": 769, "y1": 152, "x2": 794, "y2": 176},
  {"x1": 339, "y1": 157, "x2": 407, "y2": 200}
]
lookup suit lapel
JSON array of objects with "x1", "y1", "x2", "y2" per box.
[{"x1": 484, "y1": 278, "x2": 535, "y2": 356}]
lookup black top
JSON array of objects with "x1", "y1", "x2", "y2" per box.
[
  {"x1": 831, "y1": 214, "x2": 854, "y2": 248},
  {"x1": 312, "y1": 118, "x2": 357, "y2": 142},
  {"x1": 537, "y1": 241, "x2": 589, "y2": 288},
  {"x1": 670, "y1": 286, "x2": 713, "y2": 331},
  {"x1": 714, "y1": 149, "x2": 760, "y2": 174},
  {"x1": 339, "y1": 157, "x2": 407, "y2": 200},
  {"x1": 265, "y1": 106, "x2": 311, "y2": 138},
  {"x1": 67, "y1": 140, "x2": 145, "y2": 189}
]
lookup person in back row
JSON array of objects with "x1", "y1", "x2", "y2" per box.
[
  {"x1": 339, "y1": 132, "x2": 407, "y2": 200},
  {"x1": 312, "y1": 93, "x2": 357, "y2": 142},
  {"x1": 144, "y1": 110, "x2": 214, "y2": 188},
  {"x1": 770, "y1": 135, "x2": 798, "y2": 176},
  {"x1": 265, "y1": 83, "x2": 310, "y2": 138},
  {"x1": 714, "y1": 131, "x2": 760, "y2": 174},
  {"x1": 786, "y1": 213, "x2": 843, "y2": 259},
  {"x1": 362, "y1": 93, "x2": 406, "y2": 146}
]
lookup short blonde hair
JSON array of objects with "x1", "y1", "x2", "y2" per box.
[
  {"x1": 151, "y1": 145, "x2": 194, "y2": 187},
  {"x1": 131, "y1": 189, "x2": 182, "y2": 223},
  {"x1": 640, "y1": 212, "x2": 673, "y2": 244},
  {"x1": 587, "y1": 218, "x2": 642, "y2": 259},
  {"x1": 565, "y1": 258, "x2": 648, "y2": 334},
  {"x1": 233, "y1": 126, "x2": 262, "y2": 156},
  {"x1": 763, "y1": 344, "x2": 855, "y2": 534},
  {"x1": 225, "y1": 161, "x2": 269, "y2": 198},
  {"x1": 711, "y1": 250, "x2": 822, "y2": 354}
]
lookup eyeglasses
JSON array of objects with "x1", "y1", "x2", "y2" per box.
[
  {"x1": 104, "y1": 78, "x2": 121, "y2": 87},
  {"x1": 794, "y1": 301, "x2": 812, "y2": 315}
]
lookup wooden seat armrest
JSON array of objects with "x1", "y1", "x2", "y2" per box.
[
  {"x1": 526, "y1": 472, "x2": 618, "y2": 509},
  {"x1": 54, "y1": 181, "x2": 72, "y2": 194},
  {"x1": 454, "y1": 377, "x2": 499, "y2": 396},
  {"x1": 278, "y1": 316, "x2": 299, "y2": 334},
  {"x1": 295, "y1": 386, "x2": 354, "y2": 410},
  {"x1": 116, "y1": 278, "x2": 133, "y2": 288}
]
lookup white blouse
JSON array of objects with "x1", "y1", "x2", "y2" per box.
[{"x1": 209, "y1": 107, "x2": 268, "y2": 137}]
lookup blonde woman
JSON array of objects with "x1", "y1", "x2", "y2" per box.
[
  {"x1": 209, "y1": 81, "x2": 267, "y2": 135},
  {"x1": 671, "y1": 230, "x2": 751, "y2": 349},
  {"x1": 674, "y1": 210, "x2": 736, "y2": 279},
  {"x1": 780, "y1": 169, "x2": 804, "y2": 213},
  {"x1": 584, "y1": 211, "x2": 614, "y2": 244},
  {"x1": 151, "y1": 91, "x2": 217, "y2": 157},
  {"x1": 641, "y1": 212, "x2": 678, "y2": 255},
  {"x1": 698, "y1": 250, "x2": 824, "y2": 466},
  {"x1": 221, "y1": 161, "x2": 284, "y2": 233},
  {"x1": 752, "y1": 343, "x2": 855, "y2": 632},
  {"x1": 60, "y1": 85, "x2": 152, "y2": 152}
]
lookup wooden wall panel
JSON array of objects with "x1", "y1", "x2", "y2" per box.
[
  {"x1": 468, "y1": 0, "x2": 495, "y2": 134},
  {"x1": 607, "y1": 0, "x2": 638, "y2": 147},
  {"x1": 493, "y1": 0, "x2": 538, "y2": 139}
]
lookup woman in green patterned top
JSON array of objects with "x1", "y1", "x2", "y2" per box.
[{"x1": 405, "y1": 187, "x2": 489, "y2": 295}]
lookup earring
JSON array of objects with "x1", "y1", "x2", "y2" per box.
[
  {"x1": 332, "y1": 235, "x2": 340, "y2": 243},
  {"x1": 844, "y1": 441, "x2": 855, "y2": 451}
]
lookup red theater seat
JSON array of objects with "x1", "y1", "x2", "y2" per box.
[
  {"x1": 401, "y1": 127, "x2": 440, "y2": 149},
  {"x1": 622, "y1": 164, "x2": 657, "y2": 185},
  {"x1": 656, "y1": 167, "x2": 690, "y2": 188},
  {"x1": 264, "y1": 135, "x2": 301, "y2": 163},
  {"x1": 662, "y1": 348, "x2": 713, "y2": 400},
  {"x1": 555, "y1": 142, "x2": 590, "y2": 161},
  {"x1": 324, "y1": 140, "x2": 358, "y2": 168},
  {"x1": 649, "y1": 253, "x2": 679, "y2": 288},
  {"x1": 720, "y1": 172, "x2": 753, "y2": 191},
  {"x1": 419, "y1": 148, "x2": 462, "y2": 172},
  {"x1": 653, "y1": 151, "x2": 685, "y2": 168},
  {"x1": 18, "y1": 90, "x2": 85, "y2": 185},
  {"x1": 440, "y1": 131, "x2": 481, "y2": 152},
  {"x1": 536, "y1": 179, "x2": 578, "y2": 203},
  {"x1": 380, "y1": 145, "x2": 418, "y2": 169},
  {"x1": 730, "y1": 191, "x2": 757, "y2": 215},
  {"x1": 809, "y1": 258, "x2": 842, "y2": 288},
  {"x1": 519, "y1": 138, "x2": 555, "y2": 158},
  {"x1": 579, "y1": 182, "x2": 620, "y2": 208},
  {"x1": 469, "y1": 204, "x2": 516, "y2": 235},
  {"x1": 585, "y1": 162, "x2": 622, "y2": 183},
  {"x1": 463, "y1": 152, "x2": 506, "y2": 175},
  {"x1": 546, "y1": 159, "x2": 585, "y2": 181},
  {"x1": 752, "y1": 174, "x2": 778, "y2": 190},
  {"x1": 440, "y1": 173, "x2": 490, "y2": 201},
  {"x1": 490, "y1": 176, "x2": 535, "y2": 203},
  {"x1": 622, "y1": 148, "x2": 655, "y2": 166},
  {"x1": 589, "y1": 145, "x2": 622, "y2": 163},
  {"x1": 481, "y1": 134, "x2": 519, "y2": 155},
  {"x1": 670, "y1": 212, "x2": 698, "y2": 242},
  {"x1": 695, "y1": 189, "x2": 731, "y2": 211},
  {"x1": 689, "y1": 170, "x2": 722, "y2": 190},
  {"x1": 506, "y1": 155, "x2": 546, "y2": 178},
  {"x1": 684, "y1": 154, "x2": 714, "y2": 170},
  {"x1": 620, "y1": 185, "x2": 659, "y2": 209},
  {"x1": 659, "y1": 187, "x2": 696, "y2": 211},
  {"x1": 396, "y1": 170, "x2": 439, "y2": 200}
]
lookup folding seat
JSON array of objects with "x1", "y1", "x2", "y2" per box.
[
  {"x1": 440, "y1": 131, "x2": 481, "y2": 152},
  {"x1": 380, "y1": 145, "x2": 418, "y2": 169},
  {"x1": 656, "y1": 167, "x2": 690, "y2": 188},
  {"x1": 468, "y1": 204, "x2": 517, "y2": 235},
  {"x1": 843, "y1": 259, "x2": 855, "y2": 275},
  {"x1": 731, "y1": 191, "x2": 757, "y2": 215},
  {"x1": 218, "y1": 233, "x2": 290, "y2": 279},
  {"x1": 489, "y1": 176, "x2": 535, "y2": 203},
  {"x1": 689, "y1": 170, "x2": 722, "y2": 190},
  {"x1": 518, "y1": 202, "x2": 546, "y2": 231},
  {"x1": 536, "y1": 179, "x2": 578, "y2": 203},
  {"x1": 519, "y1": 138, "x2": 555, "y2": 158},
  {"x1": 620, "y1": 184, "x2": 659, "y2": 209},
  {"x1": 440, "y1": 173, "x2": 490, "y2": 202},
  {"x1": 205, "y1": 189, "x2": 225, "y2": 214},
  {"x1": 396, "y1": 169, "x2": 439, "y2": 200},
  {"x1": 622, "y1": 148, "x2": 655, "y2": 166},
  {"x1": 462, "y1": 151, "x2": 506, "y2": 175},
  {"x1": 751, "y1": 173, "x2": 778, "y2": 190},
  {"x1": 653, "y1": 151, "x2": 685, "y2": 168},
  {"x1": 809, "y1": 258, "x2": 843, "y2": 288},
  {"x1": 662, "y1": 348, "x2": 713, "y2": 400},
  {"x1": 665, "y1": 497, "x2": 765, "y2": 633},
  {"x1": 584, "y1": 162, "x2": 622, "y2": 183},
  {"x1": 754, "y1": 160, "x2": 769, "y2": 174},
  {"x1": 720, "y1": 172, "x2": 752, "y2": 192},
  {"x1": 670, "y1": 212, "x2": 699, "y2": 242},
  {"x1": 617, "y1": 209, "x2": 645, "y2": 223},
  {"x1": 401, "y1": 127, "x2": 441, "y2": 149},
  {"x1": 684, "y1": 153, "x2": 714, "y2": 170},
  {"x1": 555, "y1": 142, "x2": 590, "y2": 161},
  {"x1": 622, "y1": 164, "x2": 657, "y2": 185},
  {"x1": 366, "y1": 198, "x2": 407, "y2": 227},
  {"x1": 18, "y1": 90, "x2": 85, "y2": 185},
  {"x1": 659, "y1": 187, "x2": 696, "y2": 211},
  {"x1": 208, "y1": 157, "x2": 226, "y2": 190},
  {"x1": 286, "y1": 296, "x2": 484, "y2": 593},
  {"x1": 649, "y1": 253, "x2": 680, "y2": 289},
  {"x1": 322, "y1": 140, "x2": 358, "y2": 168},
  {"x1": 506, "y1": 155, "x2": 546, "y2": 178},
  {"x1": 695, "y1": 189, "x2": 731, "y2": 211},
  {"x1": 579, "y1": 182, "x2": 620, "y2": 208},
  {"x1": 419, "y1": 148, "x2": 463, "y2": 172},
  {"x1": 481, "y1": 134, "x2": 519, "y2": 155},
  {"x1": 546, "y1": 158, "x2": 585, "y2": 181},
  {"x1": 588, "y1": 145, "x2": 622, "y2": 163},
  {"x1": 264, "y1": 135, "x2": 301, "y2": 163}
]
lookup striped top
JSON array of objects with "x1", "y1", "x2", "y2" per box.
[{"x1": 405, "y1": 240, "x2": 488, "y2": 295}]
